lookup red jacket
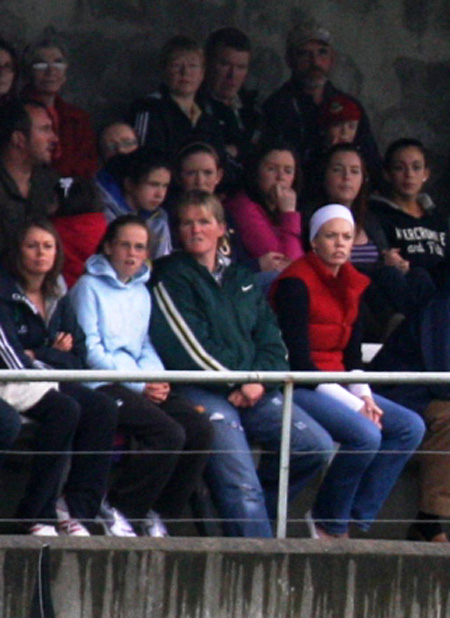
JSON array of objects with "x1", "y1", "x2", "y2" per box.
[
  {"x1": 52, "y1": 212, "x2": 107, "y2": 288},
  {"x1": 274, "y1": 252, "x2": 370, "y2": 371}
]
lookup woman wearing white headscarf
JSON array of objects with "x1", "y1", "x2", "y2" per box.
[{"x1": 271, "y1": 204, "x2": 425, "y2": 539}]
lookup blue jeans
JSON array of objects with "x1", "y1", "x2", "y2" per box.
[
  {"x1": 178, "y1": 386, "x2": 333, "y2": 537},
  {"x1": 293, "y1": 388, "x2": 426, "y2": 534}
]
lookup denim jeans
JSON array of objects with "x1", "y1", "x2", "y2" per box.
[
  {"x1": 293, "y1": 388, "x2": 426, "y2": 534},
  {"x1": 177, "y1": 386, "x2": 333, "y2": 538}
]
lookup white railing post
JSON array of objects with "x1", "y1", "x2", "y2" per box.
[{"x1": 276, "y1": 380, "x2": 294, "y2": 539}]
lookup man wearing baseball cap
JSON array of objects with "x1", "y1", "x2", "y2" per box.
[{"x1": 262, "y1": 18, "x2": 380, "y2": 184}]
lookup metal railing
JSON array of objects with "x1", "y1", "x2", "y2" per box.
[{"x1": 2, "y1": 368, "x2": 449, "y2": 538}]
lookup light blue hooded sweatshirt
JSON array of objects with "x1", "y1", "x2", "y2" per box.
[{"x1": 70, "y1": 253, "x2": 164, "y2": 392}]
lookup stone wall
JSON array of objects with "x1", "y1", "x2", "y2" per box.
[
  {"x1": 3, "y1": 537, "x2": 450, "y2": 617},
  {"x1": 1, "y1": 0, "x2": 450, "y2": 191}
]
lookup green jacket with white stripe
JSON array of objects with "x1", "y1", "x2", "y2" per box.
[{"x1": 149, "y1": 251, "x2": 288, "y2": 391}]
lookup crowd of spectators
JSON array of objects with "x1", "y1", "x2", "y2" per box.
[{"x1": 0, "y1": 18, "x2": 448, "y2": 543}]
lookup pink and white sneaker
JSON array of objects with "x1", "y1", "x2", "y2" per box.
[
  {"x1": 56, "y1": 497, "x2": 90, "y2": 537},
  {"x1": 29, "y1": 523, "x2": 59, "y2": 537}
]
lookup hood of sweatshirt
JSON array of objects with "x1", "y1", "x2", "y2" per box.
[
  {"x1": 84, "y1": 253, "x2": 150, "y2": 289},
  {"x1": 370, "y1": 192, "x2": 435, "y2": 213}
]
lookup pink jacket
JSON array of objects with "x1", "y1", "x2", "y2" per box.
[{"x1": 225, "y1": 191, "x2": 303, "y2": 260}]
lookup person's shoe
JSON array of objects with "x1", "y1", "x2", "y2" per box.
[
  {"x1": 95, "y1": 500, "x2": 136, "y2": 537},
  {"x1": 305, "y1": 510, "x2": 320, "y2": 539},
  {"x1": 29, "y1": 523, "x2": 59, "y2": 537},
  {"x1": 305, "y1": 510, "x2": 348, "y2": 540},
  {"x1": 141, "y1": 510, "x2": 169, "y2": 537},
  {"x1": 407, "y1": 523, "x2": 449, "y2": 543},
  {"x1": 56, "y1": 497, "x2": 90, "y2": 537}
]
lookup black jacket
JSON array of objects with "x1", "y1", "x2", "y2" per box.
[
  {"x1": 0, "y1": 270, "x2": 86, "y2": 370},
  {"x1": 132, "y1": 85, "x2": 226, "y2": 164}
]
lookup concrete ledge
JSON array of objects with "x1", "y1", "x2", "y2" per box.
[{"x1": 2, "y1": 537, "x2": 450, "y2": 617}]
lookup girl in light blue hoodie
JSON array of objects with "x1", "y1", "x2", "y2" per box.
[{"x1": 70, "y1": 214, "x2": 212, "y2": 536}]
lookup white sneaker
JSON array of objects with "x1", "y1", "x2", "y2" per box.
[
  {"x1": 305, "y1": 510, "x2": 320, "y2": 539},
  {"x1": 96, "y1": 500, "x2": 136, "y2": 537},
  {"x1": 142, "y1": 510, "x2": 169, "y2": 538},
  {"x1": 56, "y1": 497, "x2": 90, "y2": 537},
  {"x1": 29, "y1": 523, "x2": 59, "y2": 537}
]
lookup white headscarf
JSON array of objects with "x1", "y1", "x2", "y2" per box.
[{"x1": 309, "y1": 204, "x2": 355, "y2": 242}]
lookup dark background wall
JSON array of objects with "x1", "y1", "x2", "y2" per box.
[{"x1": 3, "y1": 0, "x2": 450, "y2": 194}]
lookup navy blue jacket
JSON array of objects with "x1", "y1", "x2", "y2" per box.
[
  {"x1": 370, "y1": 288, "x2": 450, "y2": 413},
  {"x1": 0, "y1": 270, "x2": 86, "y2": 370}
]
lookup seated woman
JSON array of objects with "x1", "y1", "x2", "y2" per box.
[
  {"x1": 150, "y1": 189, "x2": 332, "y2": 538},
  {"x1": 70, "y1": 214, "x2": 212, "y2": 536},
  {"x1": 132, "y1": 35, "x2": 225, "y2": 164},
  {"x1": 0, "y1": 219, "x2": 118, "y2": 536},
  {"x1": 21, "y1": 35, "x2": 98, "y2": 178},
  {"x1": 370, "y1": 284, "x2": 450, "y2": 543},
  {"x1": 271, "y1": 204, "x2": 425, "y2": 539},
  {"x1": 313, "y1": 144, "x2": 435, "y2": 339},
  {"x1": 370, "y1": 138, "x2": 450, "y2": 281},
  {"x1": 225, "y1": 141, "x2": 304, "y2": 278}
]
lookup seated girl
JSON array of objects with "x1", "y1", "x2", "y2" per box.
[
  {"x1": 70, "y1": 214, "x2": 212, "y2": 536},
  {"x1": 100, "y1": 148, "x2": 173, "y2": 260},
  {"x1": 0, "y1": 219, "x2": 118, "y2": 535},
  {"x1": 271, "y1": 204, "x2": 425, "y2": 539},
  {"x1": 370, "y1": 138, "x2": 450, "y2": 281}
]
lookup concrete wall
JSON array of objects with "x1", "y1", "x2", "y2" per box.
[
  {"x1": 2, "y1": 0, "x2": 450, "y2": 192},
  {"x1": 3, "y1": 537, "x2": 450, "y2": 617}
]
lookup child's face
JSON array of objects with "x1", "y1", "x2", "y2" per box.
[
  {"x1": 126, "y1": 168, "x2": 171, "y2": 212},
  {"x1": 327, "y1": 120, "x2": 359, "y2": 146}
]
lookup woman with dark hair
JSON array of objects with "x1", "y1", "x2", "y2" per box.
[
  {"x1": 0, "y1": 38, "x2": 18, "y2": 103},
  {"x1": 21, "y1": 35, "x2": 98, "y2": 177},
  {"x1": 271, "y1": 204, "x2": 425, "y2": 539},
  {"x1": 70, "y1": 214, "x2": 212, "y2": 536},
  {"x1": 370, "y1": 138, "x2": 450, "y2": 277},
  {"x1": 0, "y1": 218, "x2": 118, "y2": 535},
  {"x1": 225, "y1": 141, "x2": 304, "y2": 274}
]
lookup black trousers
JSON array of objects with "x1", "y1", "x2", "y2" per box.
[
  {"x1": 16, "y1": 384, "x2": 118, "y2": 523},
  {"x1": 98, "y1": 384, "x2": 213, "y2": 520}
]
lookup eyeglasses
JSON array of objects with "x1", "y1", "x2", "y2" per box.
[
  {"x1": 0, "y1": 63, "x2": 14, "y2": 73},
  {"x1": 32, "y1": 61, "x2": 67, "y2": 72},
  {"x1": 104, "y1": 139, "x2": 139, "y2": 154}
]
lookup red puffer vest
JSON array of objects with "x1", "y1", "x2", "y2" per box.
[{"x1": 274, "y1": 252, "x2": 370, "y2": 371}]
